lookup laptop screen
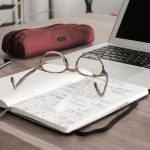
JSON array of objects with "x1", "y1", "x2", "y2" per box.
[{"x1": 116, "y1": 0, "x2": 150, "y2": 43}]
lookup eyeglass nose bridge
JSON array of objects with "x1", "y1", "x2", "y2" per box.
[{"x1": 67, "y1": 67, "x2": 77, "y2": 72}]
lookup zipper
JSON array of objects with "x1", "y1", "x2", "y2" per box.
[
  {"x1": 7, "y1": 24, "x2": 65, "y2": 54},
  {"x1": 20, "y1": 24, "x2": 75, "y2": 44},
  {"x1": 19, "y1": 24, "x2": 63, "y2": 41},
  {"x1": 6, "y1": 24, "x2": 72, "y2": 54}
]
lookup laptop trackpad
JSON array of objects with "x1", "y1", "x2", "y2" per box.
[{"x1": 104, "y1": 61, "x2": 144, "y2": 80}]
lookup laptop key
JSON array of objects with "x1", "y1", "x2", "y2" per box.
[{"x1": 88, "y1": 45, "x2": 150, "y2": 68}]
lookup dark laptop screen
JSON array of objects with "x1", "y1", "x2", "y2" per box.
[{"x1": 116, "y1": 0, "x2": 150, "y2": 43}]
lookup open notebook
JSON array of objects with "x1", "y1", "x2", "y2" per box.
[{"x1": 0, "y1": 64, "x2": 148, "y2": 133}]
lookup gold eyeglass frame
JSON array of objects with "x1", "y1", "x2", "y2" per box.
[{"x1": 11, "y1": 51, "x2": 108, "y2": 96}]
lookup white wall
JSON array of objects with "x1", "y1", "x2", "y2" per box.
[
  {"x1": 0, "y1": 0, "x2": 49, "y2": 24},
  {"x1": 0, "y1": 0, "x2": 12, "y2": 5},
  {"x1": 23, "y1": 0, "x2": 49, "y2": 22},
  {"x1": 52, "y1": 0, "x2": 124, "y2": 18},
  {"x1": 0, "y1": 0, "x2": 124, "y2": 24},
  {"x1": 52, "y1": 0, "x2": 85, "y2": 18},
  {"x1": 93, "y1": 0, "x2": 124, "y2": 14},
  {"x1": 0, "y1": 0, "x2": 13, "y2": 23}
]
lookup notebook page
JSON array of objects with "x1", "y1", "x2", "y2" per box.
[
  {"x1": 11, "y1": 78, "x2": 148, "y2": 133},
  {"x1": 11, "y1": 80, "x2": 85, "y2": 132},
  {"x1": 0, "y1": 64, "x2": 85, "y2": 107}
]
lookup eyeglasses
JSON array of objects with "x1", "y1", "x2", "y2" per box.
[{"x1": 11, "y1": 51, "x2": 108, "y2": 96}]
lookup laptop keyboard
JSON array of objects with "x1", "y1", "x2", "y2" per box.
[{"x1": 88, "y1": 45, "x2": 150, "y2": 69}]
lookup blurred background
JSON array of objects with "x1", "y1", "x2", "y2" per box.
[{"x1": 0, "y1": 0, "x2": 124, "y2": 27}]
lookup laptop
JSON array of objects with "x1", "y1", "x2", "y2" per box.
[{"x1": 50, "y1": 0, "x2": 150, "y2": 89}]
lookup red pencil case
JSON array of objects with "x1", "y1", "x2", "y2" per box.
[{"x1": 2, "y1": 24, "x2": 94, "y2": 58}]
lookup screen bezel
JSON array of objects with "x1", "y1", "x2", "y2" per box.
[{"x1": 109, "y1": 0, "x2": 150, "y2": 52}]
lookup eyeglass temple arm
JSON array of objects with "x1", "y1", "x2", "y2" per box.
[
  {"x1": 11, "y1": 68, "x2": 37, "y2": 89},
  {"x1": 94, "y1": 72, "x2": 108, "y2": 97}
]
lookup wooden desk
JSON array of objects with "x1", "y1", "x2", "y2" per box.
[{"x1": 0, "y1": 14, "x2": 150, "y2": 150}]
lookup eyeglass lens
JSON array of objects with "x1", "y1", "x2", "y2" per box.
[{"x1": 41, "y1": 52, "x2": 67, "y2": 73}]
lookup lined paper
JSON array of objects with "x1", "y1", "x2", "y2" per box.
[{"x1": 12, "y1": 78, "x2": 148, "y2": 133}]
